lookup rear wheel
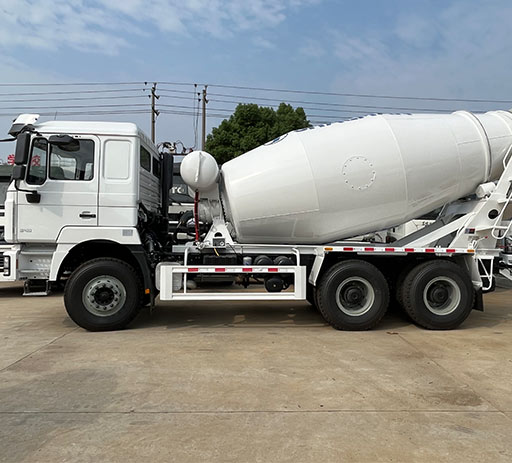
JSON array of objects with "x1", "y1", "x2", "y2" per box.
[
  {"x1": 64, "y1": 258, "x2": 143, "y2": 331},
  {"x1": 316, "y1": 260, "x2": 389, "y2": 330},
  {"x1": 400, "y1": 260, "x2": 474, "y2": 330},
  {"x1": 394, "y1": 262, "x2": 416, "y2": 314}
]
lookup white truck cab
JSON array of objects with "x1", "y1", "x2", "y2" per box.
[{"x1": 0, "y1": 115, "x2": 166, "y2": 298}]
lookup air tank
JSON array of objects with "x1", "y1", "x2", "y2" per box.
[{"x1": 188, "y1": 111, "x2": 512, "y2": 244}]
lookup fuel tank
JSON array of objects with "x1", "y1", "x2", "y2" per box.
[{"x1": 195, "y1": 111, "x2": 512, "y2": 244}]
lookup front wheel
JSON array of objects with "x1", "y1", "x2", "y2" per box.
[
  {"x1": 400, "y1": 260, "x2": 474, "y2": 330},
  {"x1": 316, "y1": 260, "x2": 390, "y2": 330},
  {"x1": 64, "y1": 258, "x2": 143, "y2": 331}
]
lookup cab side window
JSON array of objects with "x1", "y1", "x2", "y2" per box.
[
  {"x1": 140, "y1": 146, "x2": 151, "y2": 171},
  {"x1": 49, "y1": 139, "x2": 95, "y2": 181},
  {"x1": 152, "y1": 157, "x2": 161, "y2": 178},
  {"x1": 26, "y1": 138, "x2": 48, "y2": 185}
]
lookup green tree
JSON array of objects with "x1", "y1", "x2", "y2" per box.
[{"x1": 205, "y1": 103, "x2": 310, "y2": 164}]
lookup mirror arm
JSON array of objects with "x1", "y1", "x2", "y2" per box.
[{"x1": 13, "y1": 179, "x2": 38, "y2": 195}]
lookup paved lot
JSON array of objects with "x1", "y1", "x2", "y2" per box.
[{"x1": 0, "y1": 282, "x2": 511, "y2": 462}]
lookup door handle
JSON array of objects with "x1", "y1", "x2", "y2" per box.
[{"x1": 79, "y1": 212, "x2": 96, "y2": 219}]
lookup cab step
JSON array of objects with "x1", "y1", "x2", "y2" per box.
[{"x1": 23, "y1": 279, "x2": 51, "y2": 296}]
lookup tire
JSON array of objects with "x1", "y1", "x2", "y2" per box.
[
  {"x1": 400, "y1": 260, "x2": 474, "y2": 330},
  {"x1": 394, "y1": 262, "x2": 416, "y2": 312},
  {"x1": 316, "y1": 260, "x2": 390, "y2": 330},
  {"x1": 64, "y1": 258, "x2": 143, "y2": 331}
]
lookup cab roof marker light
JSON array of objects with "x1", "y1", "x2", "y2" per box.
[{"x1": 8, "y1": 114, "x2": 40, "y2": 137}]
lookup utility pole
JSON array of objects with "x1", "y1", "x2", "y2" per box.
[
  {"x1": 201, "y1": 85, "x2": 208, "y2": 150},
  {"x1": 151, "y1": 82, "x2": 160, "y2": 143}
]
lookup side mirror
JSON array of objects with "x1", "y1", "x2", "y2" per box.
[
  {"x1": 14, "y1": 132, "x2": 31, "y2": 165},
  {"x1": 11, "y1": 164, "x2": 26, "y2": 181},
  {"x1": 26, "y1": 192, "x2": 41, "y2": 204},
  {"x1": 48, "y1": 134, "x2": 80, "y2": 152}
]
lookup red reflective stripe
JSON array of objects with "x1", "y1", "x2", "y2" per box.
[
  {"x1": 405, "y1": 248, "x2": 414, "y2": 253},
  {"x1": 364, "y1": 247, "x2": 374, "y2": 252},
  {"x1": 385, "y1": 248, "x2": 395, "y2": 252},
  {"x1": 343, "y1": 247, "x2": 354, "y2": 251},
  {"x1": 215, "y1": 268, "x2": 226, "y2": 272},
  {"x1": 268, "y1": 268, "x2": 279, "y2": 272},
  {"x1": 188, "y1": 268, "x2": 199, "y2": 272},
  {"x1": 425, "y1": 248, "x2": 435, "y2": 253},
  {"x1": 446, "y1": 249, "x2": 456, "y2": 253},
  {"x1": 242, "y1": 268, "x2": 252, "y2": 272}
]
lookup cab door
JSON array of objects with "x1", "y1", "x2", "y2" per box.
[{"x1": 17, "y1": 135, "x2": 99, "y2": 243}]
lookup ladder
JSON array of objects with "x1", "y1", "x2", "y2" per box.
[{"x1": 490, "y1": 147, "x2": 512, "y2": 239}]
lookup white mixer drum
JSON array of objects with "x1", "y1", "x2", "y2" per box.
[{"x1": 219, "y1": 111, "x2": 512, "y2": 244}]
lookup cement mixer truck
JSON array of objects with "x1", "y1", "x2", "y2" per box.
[{"x1": 1, "y1": 111, "x2": 511, "y2": 332}]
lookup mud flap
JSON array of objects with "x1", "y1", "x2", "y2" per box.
[{"x1": 473, "y1": 288, "x2": 484, "y2": 311}]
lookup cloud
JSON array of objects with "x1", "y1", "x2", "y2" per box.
[
  {"x1": 0, "y1": 0, "x2": 130, "y2": 54},
  {"x1": 0, "y1": 0, "x2": 321, "y2": 55},
  {"x1": 299, "y1": 39, "x2": 326, "y2": 58},
  {"x1": 252, "y1": 36, "x2": 275, "y2": 49},
  {"x1": 305, "y1": 0, "x2": 512, "y2": 105},
  {"x1": 333, "y1": 35, "x2": 388, "y2": 67}
]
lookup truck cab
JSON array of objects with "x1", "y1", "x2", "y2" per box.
[
  {"x1": 0, "y1": 114, "x2": 167, "y2": 297},
  {"x1": 0, "y1": 161, "x2": 13, "y2": 241}
]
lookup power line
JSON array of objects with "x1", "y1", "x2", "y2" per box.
[
  {"x1": 158, "y1": 81, "x2": 202, "y2": 87},
  {"x1": 0, "y1": 109, "x2": 152, "y2": 117},
  {"x1": 0, "y1": 96, "x2": 376, "y2": 122},
  {"x1": 159, "y1": 88, "x2": 199, "y2": 96},
  {"x1": 161, "y1": 102, "x2": 359, "y2": 120},
  {"x1": 159, "y1": 102, "x2": 240, "y2": 115},
  {"x1": 160, "y1": 90, "x2": 459, "y2": 115},
  {"x1": 0, "y1": 99, "x2": 440, "y2": 122},
  {"x1": 159, "y1": 103, "x2": 229, "y2": 112},
  {"x1": 159, "y1": 109, "x2": 238, "y2": 119},
  {"x1": 204, "y1": 83, "x2": 512, "y2": 104},
  {"x1": 207, "y1": 93, "x2": 458, "y2": 113},
  {"x1": 0, "y1": 103, "x2": 150, "y2": 110},
  {"x1": 0, "y1": 81, "x2": 147, "y2": 87},
  {"x1": 160, "y1": 93, "x2": 213, "y2": 102},
  {"x1": 0, "y1": 95, "x2": 148, "y2": 104},
  {"x1": 158, "y1": 81, "x2": 512, "y2": 104},
  {"x1": 0, "y1": 80, "x2": 510, "y2": 104},
  {"x1": 0, "y1": 88, "x2": 145, "y2": 97},
  {"x1": 160, "y1": 86, "x2": 505, "y2": 112}
]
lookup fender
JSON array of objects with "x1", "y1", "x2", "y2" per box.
[
  {"x1": 308, "y1": 252, "x2": 326, "y2": 285},
  {"x1": 49, "y1": 226, "x2": 142, "y2": 281}
]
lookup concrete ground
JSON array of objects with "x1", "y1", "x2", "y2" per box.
[{"x1": 0, "y1": 283, "x2": 511, "y2": 463}]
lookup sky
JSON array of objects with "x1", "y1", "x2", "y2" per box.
[{"x1": 1, "y1": 0, "x2": 512, "y2": 161}]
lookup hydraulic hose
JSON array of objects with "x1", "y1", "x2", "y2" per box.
[{"x1": 194, "y1": 190, "x2": 200, "y2": 242}]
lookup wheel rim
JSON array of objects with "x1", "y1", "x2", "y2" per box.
[
  {"x1": 423, "y1": 276, "x2": 461, "y2": 316},
  {"x1": 335, "y1": 277, "x2": 375, "y2": 316},
  {"x1": 82, "y1": 275, "x2": 127, "y2": 317}
]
